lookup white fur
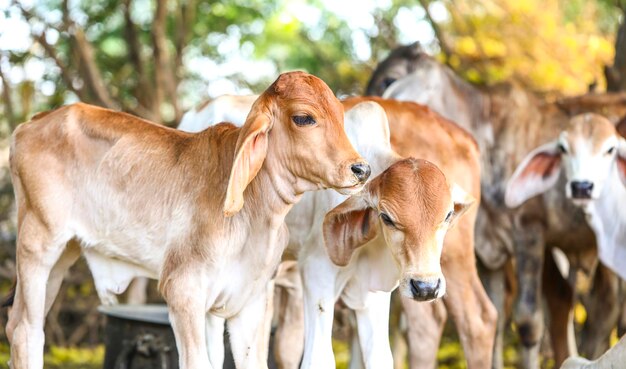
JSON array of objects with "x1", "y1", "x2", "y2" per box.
[
  {"x1": 561, "y1": 335, "x2": 626, "y2": 368},
  {"x1": 582, "y1": 163, "x2": 626, "y2": 280}
]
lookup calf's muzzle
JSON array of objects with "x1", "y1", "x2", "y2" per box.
[
  {"x1": 410, "y1": 277, "x2": 442, "y2": 301},
  {"x1": 570, "y1": 181, "x2": 593, "y2": 199},
  {"x1": 350, "y1": 162, "x2": 371, "y2": 183}
]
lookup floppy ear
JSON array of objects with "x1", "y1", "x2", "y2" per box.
[
  {"x1": 505, "y1": 141, "x2": 562, "y2": 208},
  {"x1": 448, "y1": 183, "x2": 476, "y2": 228},
  {"x1": 344, "y1": 101, "x2": 392, "y2": 156},
  {"x1": 223, "y1": 99, "x2": 273, "y2": 216},
  {"x1": 617, "y1": 137, "x2": 626, "y2": 187},
  {"x1": 323, "y1": 194, "x2": 378, "y2": 267}
]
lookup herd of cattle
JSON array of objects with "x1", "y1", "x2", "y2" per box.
[{"x1": 3, "y1": 42, "x2": 626, "y2": 369}]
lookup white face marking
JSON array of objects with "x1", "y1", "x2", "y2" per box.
[
  {"x1": 559, "y1": 131, "x2": 618, "y2": 204},
  {"x1": 380, "y1": 201, "x2": 452, "y2": 301}
]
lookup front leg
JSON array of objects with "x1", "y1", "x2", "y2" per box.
[
  {"x1": 354, "y1": 291, "x2": 393, "y2": 369},
  {"x1": 543, "y1": 248, "x2": 578, "y2": 368},
  {"x1": 273, "y1": 264, "x2": 305, "y2": 369},
  {"x1": 206, "y1": 314, "x2": 226, "y2": 368},
  {"x1": 580, "y1": 263, "x2": 620, "y2": 359},
  {"x1": 228, "y1": 289, "x2": 271, "y2": 369},
  {"x1": 167, "y1": 287, "x2": 212, "y2": 369},
  {"x1": 300, "y1": 255, "x2": 338, "y2": 369}
]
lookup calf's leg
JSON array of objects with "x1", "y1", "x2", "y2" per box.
[
  {"x1": 580, "y1": 263, "x2": 620, "y2": 359},
  {"x1": 228, "y1": 289, "x2": 272, "y2": 369},
  {"x1": 403, "y1": 298, "x2": 447, "y2": 369},
  {"x1": 165, "y1": 275, "x2": 212, "y2": 369},
  {"x1": 205, "y1": 314, "x2": 226, "y2": 368},
  {"x1": 440, "y1": 225, "x2": 497, "y2": 369},
  {"x1": 8, "y1": 214, "x2": 70, "y2": 369},
  {"x1": 354, "y1": 291, "x2": 393, "y2": 369},
  {"x1": 273, "y1": 275, "x2": 305, "y2": 369},
  {"x1": 512, "y1": 222, "x2": 545, "y2": 369},
  {"x1": 543, "y1": 248, "x2": 576, "y2": 367},
  {"x1": 300, "y1": 254, "x2": 338, "y2": 369}
]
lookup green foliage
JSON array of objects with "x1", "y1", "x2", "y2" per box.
[
  {"x1": 44, "y1": 345, "x2": 104, "y2": 369},
  {"x1": 0, "y1": 343, "x2": 103, "y2": 369},
  {"x1": 332, "y1": 339, "x2": 350, "y2": 369}
]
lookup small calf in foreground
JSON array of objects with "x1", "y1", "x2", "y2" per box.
[{"x1": 5, "y1": 71, "x2": 368, "y2": 369}]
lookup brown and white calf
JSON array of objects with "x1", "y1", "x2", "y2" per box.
[{"x1": 5, "y1": 71, "x2": 369, "y2": 369}]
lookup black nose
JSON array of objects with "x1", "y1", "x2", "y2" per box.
[
  {"x1": 410, "y1": 278, "x2": 441, "y2": 301},
  {"x1": 351, "y1": 163, "x2": 371, "y2": 183},
  {"x1": 570, "y1": 181, "x2": 594, "y2": 199}
]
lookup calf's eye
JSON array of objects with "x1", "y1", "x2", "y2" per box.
[
  {"x1": 445, "y1": 211, "x2": 453, "y2": 223},
  {"x1": 292, "y1": 115, "x2": 316, "y2": 126},
  {"x1": 606, "y1": 147, "x2": 615, "y2": 155},
  {"x1": 381, "y1": 77, "x2": 397, "y2": 90},
  {"x1": 558, "y1": 143, "x2": 567, "y2": 154},
  {"x1": 380, "y1": 213, "x2": 395, "y2": 227}
]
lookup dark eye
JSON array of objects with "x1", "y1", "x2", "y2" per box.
[
  {"x1": 292, "y1": 115, "x2": 316, "y2": 126},
  {"x1": 380, "y1": 213, "x2": 395, "y2": 227},
  {"x1": 445, "y1": 211, "x2": 453, "y2": 223},
  {"x1": 381, "y1": 77, "x2": 396, "y2": 90},
  {"x1": 558, "y1": 143, "x2": 567, "y2": 154},
  {"x1": 607, "y1": 147, "x2": 615, "y2": 155}
]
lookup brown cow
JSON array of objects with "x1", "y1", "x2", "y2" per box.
[{"x1": 5, "y1": 72, "x2": 369, "y2": 369}]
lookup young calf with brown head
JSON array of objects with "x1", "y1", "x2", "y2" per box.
[
  {"x1": 5, "y1": 71, "x2": 368, "y2": 369},
  {"x1": 506, "y1": 113, "x2": 626, "y2": 281},
  {"x1": 324, "y1": 158, "x2": 462, "y2": 301}
]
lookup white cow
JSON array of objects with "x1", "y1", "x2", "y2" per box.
[{"x1": 505, "y1": 113, "x2": 626, "y2": 281}]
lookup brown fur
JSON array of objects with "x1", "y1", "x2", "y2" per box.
[
  {"x1": 6, "y1": 71, "x2": 366, "y2": 369},
  {"x1": 342, "y1": 97, "x2": 496, "y2": 369}
]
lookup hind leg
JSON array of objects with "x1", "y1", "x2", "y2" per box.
[
  {"x1": 44, "y1": 241, "x2": 81, "y2": 316},
  {"x1": 443, "y1": 259, "x2": 497, "y2": 369},
  {"x1": 6, "y1": 243, "x2": 78, "y2": 346},
  {"x1": 440, "y1": 223, "x2": 497, "y2": 369},
  {"x1": 8, "y1": 214, "x2": 70, "y2": 369}
]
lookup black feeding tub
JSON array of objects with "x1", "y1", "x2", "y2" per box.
[{"x1": 99, "y1": 304, "x2": 266, "y2": 369}]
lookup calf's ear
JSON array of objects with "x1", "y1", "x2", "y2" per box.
[
  {"x1": 505, "y1": 141, "x2": 562, "y2": 208},
  {"x1": 617, "y1": 137, "x2": 626, "y2": 187},
  {"x1": 323, "y1": 194, "x2": 378, "y2": 267},
  {"x1": 223, "y1": 97, "x2": 273, "y2": 216},
  {"x1": 448, "y1": 183, "x2": 475, "y2": 228}
]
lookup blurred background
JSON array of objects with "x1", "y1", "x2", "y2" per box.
[{"x1": 0, "y1": 0, "x2": 625, "y2": 368}]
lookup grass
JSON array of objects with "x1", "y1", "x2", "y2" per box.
[{"x1": 0, "y1": 343, "x2": 103, "y2": 369}]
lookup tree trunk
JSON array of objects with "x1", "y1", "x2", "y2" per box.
[
  {"x1": 0, "y1": 62, "x2": 15, "y2": 126},
  {"x1": 152, "y1": 0, "x2": 180, "y2": 123},
  {"x1": 72, "y1": 28, "x2": 119, "y2": 109},
  {"x1": 607, "y1": 6, "x2": 626, "y2": 92}
]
